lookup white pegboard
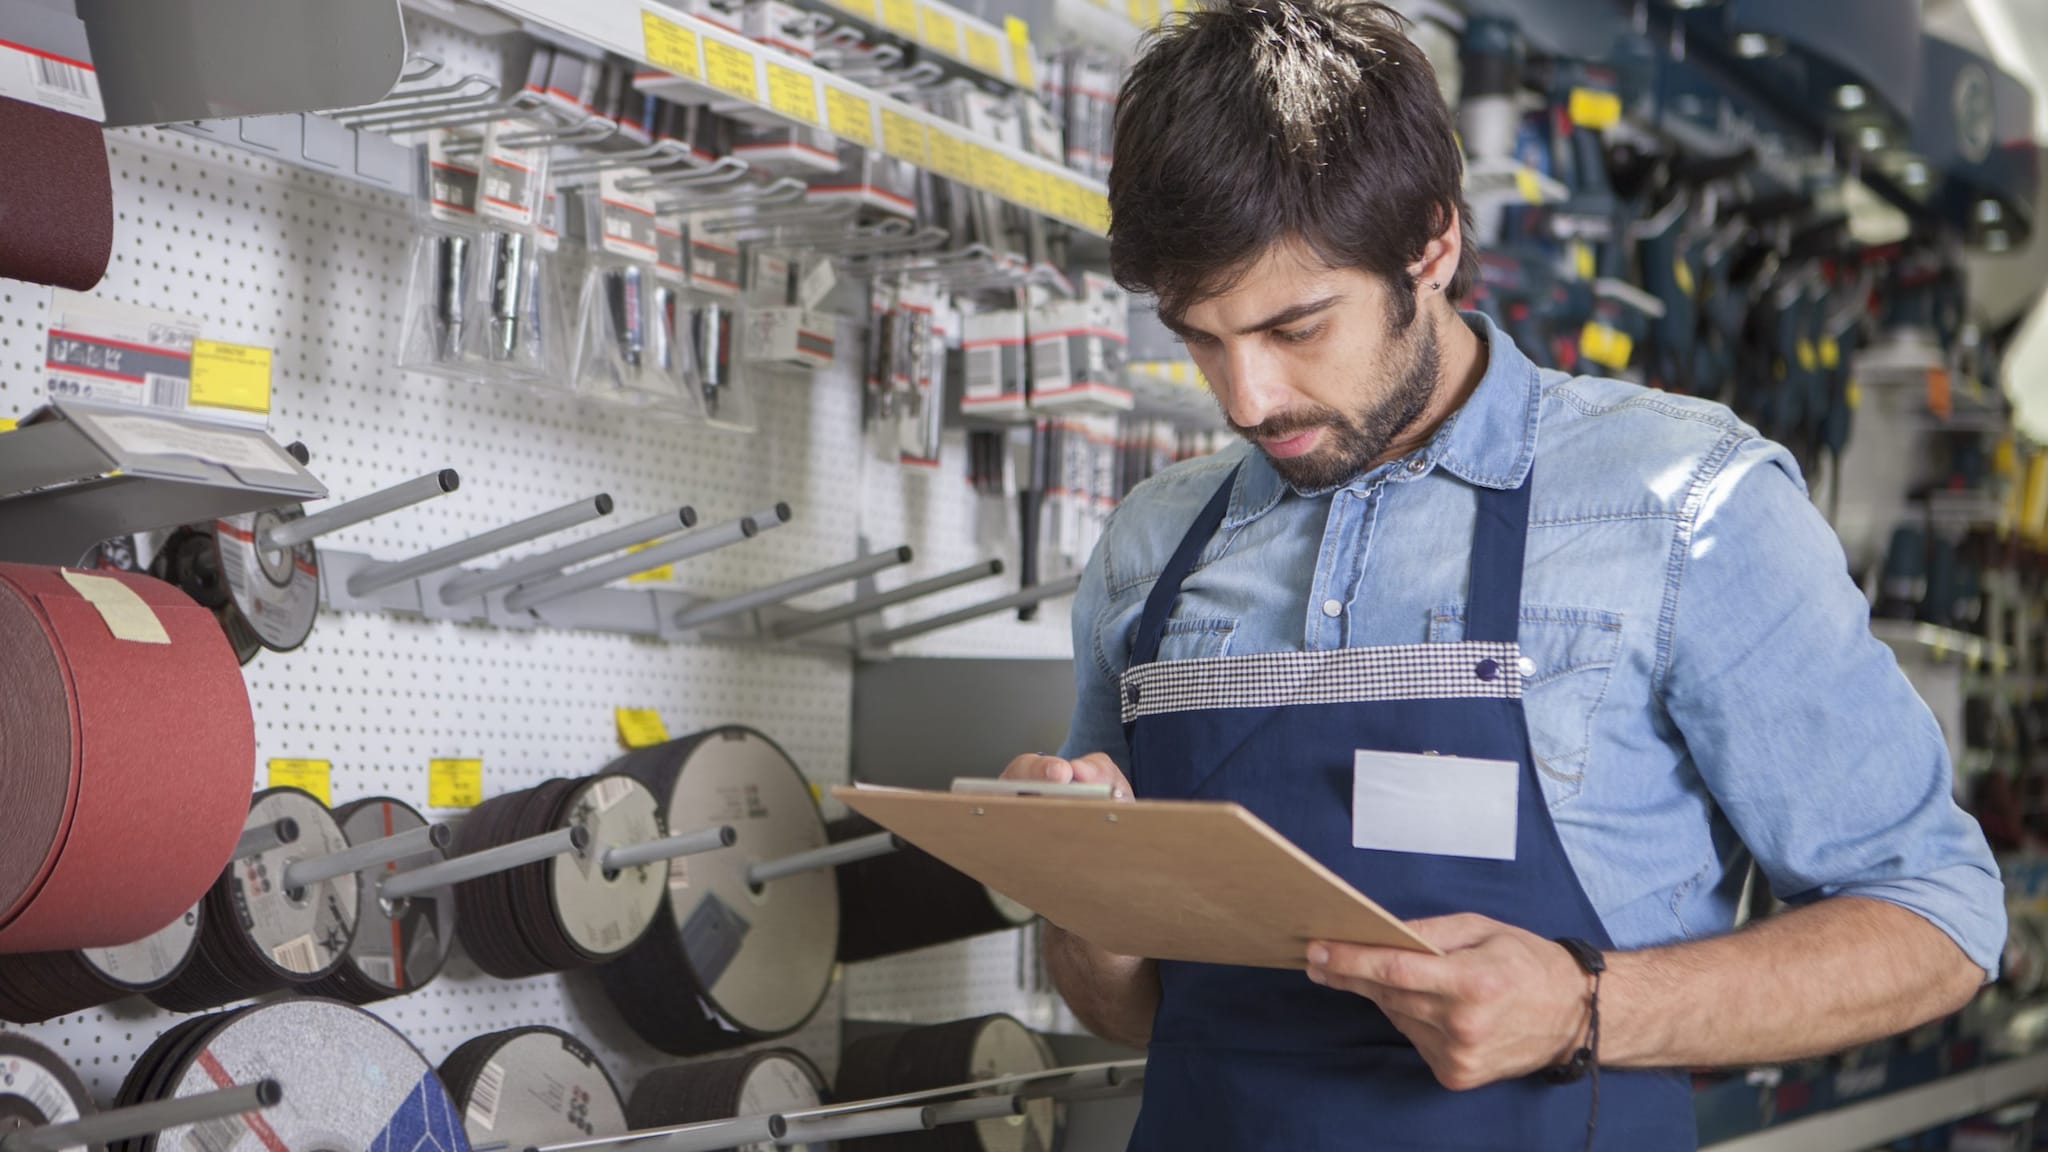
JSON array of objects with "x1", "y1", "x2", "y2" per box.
[{"x1": 0, "y1": 98, "x2": 1087, "y2": 1110}]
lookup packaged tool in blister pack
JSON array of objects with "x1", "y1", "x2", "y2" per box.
[{"x1": 569, "y1": 170, "x2": 705, "y2": 423}]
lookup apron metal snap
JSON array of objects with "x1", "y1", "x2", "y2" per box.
[
  {"x1": 1474, "y1": 658, "x2": 1501, "y2": 681},
  {"x1": 1126, "y1": 684, "x2": 1142, "y2": 706}
]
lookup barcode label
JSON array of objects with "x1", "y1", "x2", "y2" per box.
[
  {"x1": 35, "y1": 56, "x2": 88, "y2": 97},
  {"x1": 356, "y1": 954, "x2": 396, "y2": 987},
  {"x1": 592, "y1": 776, "x2": 634, "y2": 812},
  {"x1": 148, "y1": 373, "x2": 189, "y2": 410},
  {"x1": 965, "y1": 347, "x2": 1001, "y2": 398},
  {"x1": 271, "y1": 934, "x2": 319, "y2": 973},
  {"x1": 467, "y1": 1060, "x2": 506, "y2": 1131},
  {"x1": 1031, "y1": 337, "x2": 1071, "y2": 387},
  {"x1": 183, "y1": 1114, "x2": 245, "y2": 1152}
]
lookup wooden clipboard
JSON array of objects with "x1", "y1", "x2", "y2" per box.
[{"x1": 832, "y1": 786, "x2": 1438, "y2": 969}]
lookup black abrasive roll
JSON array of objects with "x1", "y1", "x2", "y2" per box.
[
  {"x1": 838, "y1": 1015, "x2": 1064, "y2": 1152},
  {"x1": 0, "y1": 95, "x2": 113, "y2": 290},
  {"x1": 830, "y1": 815, "x2": 1036, "y2": 962}
]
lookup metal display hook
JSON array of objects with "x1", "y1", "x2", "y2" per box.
[
  {"x1": 0, "y1": 1081, "x2": 283, "y2": 1152},
  {"x1": 279, "y1": 822, "x2": 453, "y2": 896},
  {"x1": 746, "y1": 830, "x2": 900, "y2": 888},
  {"x1": 554, "y1": 139, "x2": 703, "y2": 178},
  {"x1": 674, "y1": 545, "x2": 914, "y2": 631},
  {"x1": 439, "y1": 507, "x2": 700, "y2": 605},
  {"x1": 862, "y1": 572, "x2": 1083, "y2": 650},
  {"x1": 655, "y1": 178, "x2": 809, "y2": 216},
  {"x1": 261, "y1": 469, "x2": 461, "y2": 551},
  {"x1": 378, "y1": 825, "x2": 589, "y2": 903},
  {"x1": 621, "y1": 155, "x2": 753, "y2": 193},
  {"x1": 770, "y1": 558, "x2": 1005, "y2": 640},
  {"x1": 503, "y1": 505, "x2": 791, "y2": 614},
  {"x1": 346, "y1": 494, "x2": 616, "y2": 597}
]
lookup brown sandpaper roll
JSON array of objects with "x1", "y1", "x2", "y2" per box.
[
  {"x1": 0, "y1": 563, "x2": 254, "y2": 952},
  {"x1": 0, "y1": 94, "x2": 114, "y2": 290}
]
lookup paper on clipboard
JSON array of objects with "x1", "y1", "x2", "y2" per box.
[{"x1": 832, "y1": 785, "x2": 1438, "y2": 969}]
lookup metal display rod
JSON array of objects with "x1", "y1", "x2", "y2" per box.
[
  {"x1": 746, "y1": 831, "x2": 900, "y2": 887},
  {"x1": 378, "y1": 825, "x2": 589, "y2": 901},
  {"x1": 261, "y1": 469, "x2": 460, "y2": 550},
  {"x1": 280, "y1": 822, "x2": 452, "y2": 892},
  {"x1": 504, "y1": 511, "x2": 771, "y2": 612},
  {"x1": 674, "y1": 546, "x2": 914, "y2": 630},
  {"x1": 771, "y1": 559, "x2": 1005, "y2": 640},
  {"x1": 439, "y1": 507, "x2": 699, "y2": 603},
  {"x1": 231, "y1": 818, "x2": 300, "y2": 859},
  {"x1": 0, "y1": 1081, "x2": 282, "y2": 1152},
  {"x1": 863, "y1": 572, "x2": 1084, "y2": 649},
  {"x1": 348, "y1": 494, "x2": 615, "y2": 595},
  {"x1": 600, "y1": 825, "x2": 736, "y2": 872}
]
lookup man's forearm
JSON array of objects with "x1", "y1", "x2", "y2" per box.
[
  {"x1": 1603, "y1": 896, "x2": 1985, "y2": 1068},
  {"x1": 1043, "y1": 923, "x2": 1159, "y2": 1048}
]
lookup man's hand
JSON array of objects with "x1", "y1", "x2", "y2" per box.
[
  {"x1": 1000, "y1": 751, "x2": 1135, "y2": 800},
  {"x1": 1305, "y1": 914, "x2": 1591, "y2": 1091}
]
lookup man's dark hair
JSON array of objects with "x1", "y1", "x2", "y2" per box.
[{"x1": 1107, "y1": 0, "x2": 1479, "y2": 329}]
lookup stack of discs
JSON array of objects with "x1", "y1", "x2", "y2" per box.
[
  {"x1": 830, "y1": 814, "x2": 1037, "y2": 962},
  {"x1": 439, "y1": 1027, "x2": 628, "y2": 1147},
  {"x1": 0, "y1": 1032, "x2": 99, "y2": 1152},
  {"x1": 303, "y1": 798, "x2": 456, "y2": 1003},
  {"x1": 452, "y1": 774, "x2": 667, "y2": 979},
  {"x1": 838, "y1": 1016, "x2": 1064, "y2": 1152},
  {"x1": 111, "y1": 998, "x2": 469, "y2": 1152},
  {"x1": 628, "y1": 1049, "x2": 828, "y2": 1150},
  {"x1": 147, "y1": 789, "x2": 360, "y2": 1012},
  {"x1": 599, "y1": 727, "x2": 839, "y2": 1055},
  {"x1": 0, "y1": 900, "x2": 203, "y2": 1023},
  {"x1": 149, "y1": 526, "x2": 265, "y2": 666},
  {"x1": 212, "y1": 508, "x2": 319, "y2": 656},
  {"x1": 0, "y1": 561, "x2": 253, "y2": 952}
]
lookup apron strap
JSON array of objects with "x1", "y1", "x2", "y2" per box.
[
  {"x1": 1130, "y1": 465, "x2": 1242, "y2": 668},
  {"x1": 1462, "y1": 469, "x2": 1533, "y2": 644}
]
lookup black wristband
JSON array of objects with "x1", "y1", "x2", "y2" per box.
[{"x1": 1541, "y1": 936, "x2": 1604, "y2": 1085}]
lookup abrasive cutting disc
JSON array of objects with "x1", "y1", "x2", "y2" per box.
[
  {"x1": 113, "y1": 998, "x2": 469, "y2": 1152},
  {"x1": 303, "y1": 798, "x2": 455, "y2": 1003},
  {"x1": 838, "y1": 1015, "x2": 1062, "y2": 1152},
  {"x1": 599, "y1": 727, "x2": 838, "y2": 1055},
  {"x1": 147, "y1": 790, "x2": 359, "y2": 1012},
  {"x1": 628, "y1": 1048, "x2": 826, "y2": 1152},
  {"x1": 212, "y1": 508, "x2": 318, "y2": 653},
  {"x1": 0, "y1": 900, "x2": 200, "y2": 1023},
  {"x1": 0, "y1": 1032, "x2": 99, "y2": 1152},
  {"x1": 438, "y1": 1028, "x2": 627, "y2": 1149},
  {"x1": 552, "y1": 774, "x2": 668, "y2": 958},
  {"x1": 0, "y1": 562, "x2": 253, "y2": 952},
  {"x1": 829, "y1": 814, "x2": 1036, "y2": 962}
]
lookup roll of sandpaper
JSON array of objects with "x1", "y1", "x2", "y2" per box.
[
  {"x1": 0, "y1": 563, "x2": 254, "y2": 952},
  {"x1": 0, "y1": 95, "x2": 113, "y2": 291}
]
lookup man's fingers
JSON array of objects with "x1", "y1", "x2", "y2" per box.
[
  {"x1": 1310, "y1": 968, "x2": 1445, "y2": 1024},
  {"x1": 1405, "y1": 913, "x2": 1505, "y2": 954},
  {"x1": 1308, "y1": 941, "x2": 1459, "y2": 997},
  {"x1": 1000, "y1": 754, "x2": 1075, "y2": 783}
]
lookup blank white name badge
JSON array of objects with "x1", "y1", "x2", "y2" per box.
[{"x1": 1352, "y1": 750, "x2": 1519, "y2": 861}]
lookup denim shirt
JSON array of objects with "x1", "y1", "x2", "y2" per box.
[{"x1": 1061, "y1": 312, "x2": 2005, "y2": 973}]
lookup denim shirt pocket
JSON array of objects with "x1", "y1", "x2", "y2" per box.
[
  {"x1": 1154, "y1": 617, "x2": 1238, "y2": 663},
  {"x1": 1427, "y1": 604, "x2": 1625, "y2": 808}
]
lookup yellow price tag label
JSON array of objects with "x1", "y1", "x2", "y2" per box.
[
  {"x1": 1569, "y1": 87, "x2": 1622, "y2": 130},
  {"x1": 1514, "y1": 167, "x2": 1543, "y2": 204},
  {"x1": 963, "y1": 27, "x2": 1005, "y2": 76},
  {"x1": 919, "y1": 5, "x2": 961, "y2": 55},
  {"x1": 1125, "y1": 0, "x2": 1160, "y2": 25},
  {"x1": 1797, "y1": 338, "x2": 1818, "y2": 373},
  {"x1": 880, "y1": 108, "x2": 928, "y2": 166},
  {"x1": 824, "y1": 87, "x2": 874, "y2": 146},
  {"x1": 1674, "y1": 257, "x2": 1696, "y2": 298},
  {"x1": 268, "y1": 758, "x2": 332, "y2": 805},
  {"x1": 821, "y1": 0, "x2": 880, "y2": 20},
  {"x1": 625, "y1": 540, "x2": 673, "y2": 584},
  {"x1": 1570, "y1": 242, "x2": 1595, "y2": 282},
  {"x1": 1821, "y1": 336, "x2": 1841, "y2": 370},
  {"x1": 702, "y1": 39, "x2": 759, "y2": 101},
  {"x1": 880, "y1": 0, "x2": 920, "y2": 39},
  {"x1": 190, "y1": 340, "x2": 272, "y2": 414},
  {"x1": 640, "y1": 10, "x2": 704, "y2": 81},
  {"x1": 428, "y1": 758, "x2": 483, "y2": 810},
  {"x1": 765, "y1": 62, "x2": 819, "y2": 125},
  {"x1": 928, "y1": 127, "x2": 969, "y2": 181},
  {"x1": 1073, "y1": 186, "x2": 1110, "y2": 234},
  {"x1": 1580, "y1": 322, "x2": 1634, "y2": 370},
  {"x1": 0, "y1": 418, "x2": 16, "y2": 433},
  {"x1": 615, "y1": 707, "x2": 672, "y2": 749},
  {"x1": 1004, "y1": 17, "x2": 1034, "y2": 88},
  {"x1": 1009, "y1": 158, "x2": 1045, "y2": 211},
  {"x1": 1845, "y1": 381, "x2": 1862, "y2": 411}
]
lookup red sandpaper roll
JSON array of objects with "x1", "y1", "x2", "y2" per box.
[
  {"x1": 0, "y1": 95, "x2": 114, "y2": 291},
  {"x1": 0, "y1": 563, "x2": 254, "y2": 952}
]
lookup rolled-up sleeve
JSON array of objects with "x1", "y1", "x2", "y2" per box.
[
  {"x1": 1059, "y1": 517, "x2": 1136, "y2": 773},
  {"x1": 1661, "y1": 438, "x2": 2006, "y2": 976}
]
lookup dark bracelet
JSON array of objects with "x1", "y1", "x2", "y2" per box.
[{"x1": 1541, "y1": 936, "x2": 1605, "y2": 1085}]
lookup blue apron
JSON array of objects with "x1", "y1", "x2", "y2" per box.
[{"x1": 1119, "y1": 466, "x2": 1695, "y2": 1151}]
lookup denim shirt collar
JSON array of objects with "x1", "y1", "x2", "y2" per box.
[{"x1": 1226, "y1": 311, "x2": 1543, "y2": 527}]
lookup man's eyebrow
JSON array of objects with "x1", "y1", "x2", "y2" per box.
[{"x1": 1166, "y1": 294, "x2": 1346, "y2": 340}]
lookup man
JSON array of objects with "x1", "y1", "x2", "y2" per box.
[{"x1": 999, "y1": 2, "x2": 2005, "y2": 1148}]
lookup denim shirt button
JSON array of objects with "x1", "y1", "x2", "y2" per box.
[{"x1": 1474, "y1": 659, "x2": 1500, "y2": 682}]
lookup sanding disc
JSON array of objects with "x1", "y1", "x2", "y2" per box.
[
  {"x1": 829, "y1": 815, "x2": 1036, "y2": 962},
  {"x1": 552, "y1": 775, "x2": 668, "y2": 958},
  {"x1": 438, "y1": 1028, "x2": 627, "y2": 1149},
  {"x1": 304, "y1": 798, "x2": 455, "y2": 1003},
  {"x1": 82, "y1": 899, "x2": 203, "y2": 990},
  {"x1": 212, "y1": 509, "x2": 318, "y2": 653},
  {"x1": 600, "y1": 727, "x2": 838, "y2": 1055},
  {"x1": 216, "y1": 605, "x2": 263, "y2": 667},
  {"x1": 627, "y1": 1049, "x2": 826, "y2": 1152},
  {"x1": 0, "y1": 1032, "x2": 99, "y2": 1152},
  {"x1": 147, "y1": 789, "x2": 359, "y2": 1012},
  {"x1": 838, "y1": 1016, "x2": 1062, "y2": 1152},
  {"x1": 115, "y1": 999, "x2": 469, "y2": 1152},
  {"x1": 0, "y1": 562, "x2": 253, "y2": 952}
]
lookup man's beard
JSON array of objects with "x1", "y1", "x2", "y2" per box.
[{"x1": 1231, "y1": 322, "x2": 1442, "y2": 491}]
